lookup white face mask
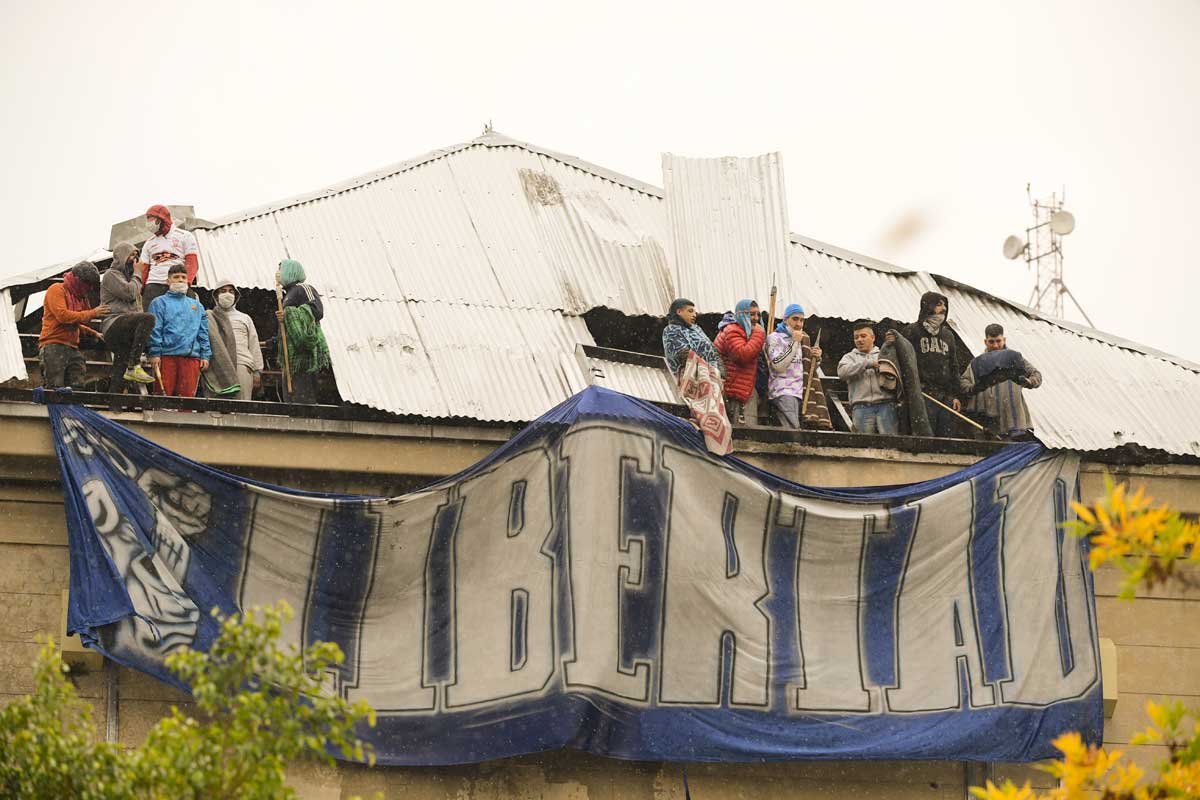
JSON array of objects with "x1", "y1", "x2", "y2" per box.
[
  {"x1": 217, "y1": 292, "x2": 236, "y2": 309},
  {"x1": 168, "y1": 282, "x2": 188, "y2": 294},
  {"x1": 147, "y1": 219, "x2": 160, "y2": 234}
]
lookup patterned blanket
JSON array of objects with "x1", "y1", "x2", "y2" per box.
[{"x1": 677, "y1": 350, "x2": 733, "y2": 455}]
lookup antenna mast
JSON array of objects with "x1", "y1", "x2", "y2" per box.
[{"x1": 1004, "y1": 185, "x2": 1094, "y2": 326}]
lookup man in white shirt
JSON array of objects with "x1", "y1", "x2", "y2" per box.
[{"x1": 139, "y1": 204, "x2": 199, "y2": 307}]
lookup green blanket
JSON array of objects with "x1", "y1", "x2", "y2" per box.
[{"x1": 283, "y1": 304, "x2": 331, "y2": 375}]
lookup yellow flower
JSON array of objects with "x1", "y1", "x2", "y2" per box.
[{"x1": 969, "y1": 779, "x2": 1037, "y2": 800}]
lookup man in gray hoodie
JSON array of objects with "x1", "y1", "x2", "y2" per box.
[
  {"x1": 211, "y1": 278, "x2": 263, "y2": 401},
  {"x1": 100, "y1": 243, "x2": 157, "y2": 395},
  {"x1": 837, "y1": 320, "x2": 898, "y2": 435}
]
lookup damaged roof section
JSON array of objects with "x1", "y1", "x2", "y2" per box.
[{"x1": 4, "y1": 131, "x2": 1200, "y2": 458}]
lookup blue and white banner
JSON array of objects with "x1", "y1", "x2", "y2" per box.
[{"x1": 53, "y1": 387, "x2": 1101, "y2": 765}]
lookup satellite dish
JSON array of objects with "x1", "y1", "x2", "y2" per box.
[
  {"x1": 1050, "y1": 210, "x2": 1075, "y2": 235},
  {"x1": 1003, "y1": 235, "x2": 1026, "y2": 260}
]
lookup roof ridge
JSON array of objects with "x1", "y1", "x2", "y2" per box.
[{"x1": 933, "y1": 274, "x2": 1200, "y2": 375}]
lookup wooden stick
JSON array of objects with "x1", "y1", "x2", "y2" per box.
[
  {"x1": 153, "y1": 360, "x2": 166, "y2": 395},
  {"x1": 921, "y1": 391, "x2": 986, "y2": 431},
  {"x1": 765, "y1": 274, "x2": 778, "y2": 335},
  {"x1": 275, "y1": 282, "x2": 293, "y2": 395},
  {"x1": 800, "y1": 328, "x2": 823, "y2": 418}
]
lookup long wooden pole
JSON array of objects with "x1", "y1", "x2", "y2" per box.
[
  {"x1": 275, "y1": 282, "x2": 293, "y2": 395},
  {"x1": 921, "y1": 391, "x2": 986, "y2": 431},
  {"x1": 800, "y1": 328, "x2": 822, "y2": 418},
  {"x1": 765, "y1": 274, "x2": 778, "y2": 335}
]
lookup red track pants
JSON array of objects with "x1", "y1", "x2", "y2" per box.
[{"x1": 157, "y1": 355, "x2": 201, "y2": 397}]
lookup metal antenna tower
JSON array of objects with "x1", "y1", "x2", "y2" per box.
[{"x1": 1002, "y1": 185, "x2": 1094, "y2": 326}]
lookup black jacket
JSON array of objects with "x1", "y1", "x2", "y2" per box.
[
  {"x1": 282, "y1": 283, "x2": 324, "y2": 323},
  {"x1": 901, "y1": 291, "x2": 962, "y2": 401}
]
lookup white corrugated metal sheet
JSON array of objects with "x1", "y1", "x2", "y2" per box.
[
  {"x1": 662, "y1": 153, "x2": 791, "y2": 314},
  {"x1": 0, "y1": 249, "x2": 113, "y2": 292},
  {"x1": 584, "y1": 357, "x2": 680, "y2": 405},
  {"x1": 790, "y1": 243, "x2": 939, "y2": 323},
  {"x1": 323, "y1": 298, "x2": 594, "y2": 422},
  {"x1": 188, "y1": 134, "x2": 934, "y2": 324},
  {"x1": 7, "y1": 131, "x2": 1198, "y2": 454},
  {"x1": 941, "y1": 282, "x2": 1200, "y2": 456},
  {"x1": 0, "y1": 290, "x2": 26, "y2": 384}
]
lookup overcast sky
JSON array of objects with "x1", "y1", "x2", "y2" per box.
[{"x1": 3, "y1": 1, "x2": 1197, "y2": 360}]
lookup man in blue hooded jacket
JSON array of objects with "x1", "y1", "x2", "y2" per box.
[{"x1": 147, "y1": 264, "x2": 211, "y2": 397}]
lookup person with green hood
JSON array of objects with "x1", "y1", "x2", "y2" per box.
[
  {"x1": 275, "y1": 259, "x2": 329, "y2": 404},
  {"x1": 100, "y1": 243, "x2": 157, "y2": 397}
]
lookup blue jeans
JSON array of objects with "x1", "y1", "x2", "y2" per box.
[{"x1": 852, "y1": 402, "x2": 898, "y2": 435}]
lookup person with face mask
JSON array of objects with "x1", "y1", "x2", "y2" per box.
[
  {"x1": 146, "y1": 264, "x2": 210, "y2": 397},
  {"x1": 138, "y1": 204, "x2": 199, "y2": 308},
  {"x1": 889, "y1": 291, "x2": 968, "y2": 438},
  {"x1": 38, "y1": 262, "x2": 109, "y2": 389},
  {"x1": 713, "y1": 298, "x2": 766, "y2": 425},
  {"x1": 99, "y1": 243, "x2": 157, "y2": 399},
  {"x1": 210, "y1": 279, "x2": 262, "y2": 401}
]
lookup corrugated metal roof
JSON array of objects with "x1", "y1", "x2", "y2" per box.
[
  {"x1": 585, "y1": 358, "x2": 680, "y2": 405},
  {"x1": 6, "y1": 131, "x2": 1199, "y2": 454},
  {"x1": 0, "y1": 291, "x2": 26, "y2": 384},
  {"x1": 0, "y1": 249, "x2": 113, "y2": 292},
  {"x1": 941, "y1": 281, "x2": 1200, "y2": 456},
  {"x1": 791, "y1": 244, "x2": 939, "y2": 323},
  {"x1": 662, "y1": 153, "x2": 791, "y2": 315},
  {"x1": 323, "y1": 298, "x2": 594, "y2": 422}
]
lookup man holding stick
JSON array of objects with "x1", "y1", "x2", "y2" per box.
[
  {"x1": 767, "y1": 304, "x2": 807, "y2": 428},
  {"x1": 274, "y1": 259, "x2": 329, "y2": 404}
]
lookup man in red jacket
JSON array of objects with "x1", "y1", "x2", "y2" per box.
[{"x1": 714, "y1": 299, "x2": 766, "y2": 425}]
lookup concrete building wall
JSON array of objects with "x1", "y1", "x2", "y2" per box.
[{"x1": 1, "y1": 404, "x2": 1196, "y2": 798}]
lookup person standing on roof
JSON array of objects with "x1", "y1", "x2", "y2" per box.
[
  {"x1": 275, "y1": 259, "x2": 330, "y2": 404},
  {"x1": 888, "y1": 291, "x2": 967, "y2": 438},
  {"x1": 662, "y1": 298, "x2": 724, "y2": 379},
  {"x1": 99, "y1": 243, "x2": 157, "y2": 397},
  {"x1": 961, "y1": 323, "x2": 1042, "y2": 439},
  {"x1": 713, "y1": 299, "x2": 765, "y2": 425},
  {"x1": 211, "y1": 278, "x2": 263, "y2": 401},
  {"x1": 138, "y1": 205, "x2": 199, "y2": 308},
  {"x1": 662, "y1": 298, "x2": 732, "y2": 455},
  {"x1": 766, "y1": 303, "x2": 828, "y2": 430},
  {"x1": 837, "y1": 320, "x2": 898, "y2": 435},
  {"x1": 38, "y1": 262, "x2": 109, "y2": 389},
  {"x1": 146, "y1": 264, "x2": 210, "y2": 398}
]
